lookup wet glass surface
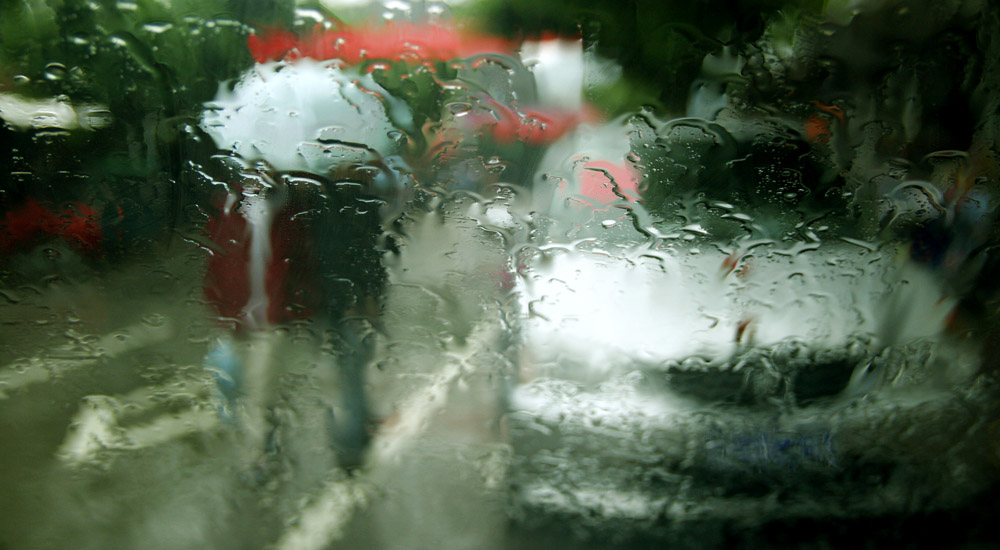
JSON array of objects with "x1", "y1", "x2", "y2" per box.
[{"x1": 1, "y1": 1, "x2": 999, "y2": 548}]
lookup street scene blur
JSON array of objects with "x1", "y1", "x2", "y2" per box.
[{"x1": 1, "y1": 0, "x2": 999, "y2": 548}]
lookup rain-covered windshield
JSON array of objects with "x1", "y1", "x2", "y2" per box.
[{"x1": 1, "y1": 1, "x2": 999, "y2": 548}]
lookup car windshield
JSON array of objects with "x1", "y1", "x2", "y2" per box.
[{"x1": 1, "y1": 1, "x2": 999, "y2": 548}]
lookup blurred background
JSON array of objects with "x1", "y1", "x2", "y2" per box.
[{"x1": 1, "y1": 0, "x2": 999, "y2": 548}]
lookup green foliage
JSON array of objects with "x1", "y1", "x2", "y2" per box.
[
  {"x1": 470, "y1": 0, "x2": 825, "y2": 113},
  {"x1": 367, "y1": 60, "x2": 458, "y2": 133},
  {"x1": 0, "y1": 0, "x2": 269, "y2": 111},
  {"x1": 0, "y1": 0, "x2": 291, "y2": 248}
]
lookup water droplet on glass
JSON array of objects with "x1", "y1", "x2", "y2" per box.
[
  {"x1": 141, "y1": 314, "x2": 167, "y2": 327},
  {"x1": 142, "y1": 22, "x2": 174, "y2": 34},
  {"x1": 387, "y1": 130, "x2": 407, "y2": 145},
  {"x1": 447, "y1": 102, "x2": 472, "y2": 115},
  {"x1": 44, "y1": 63, "x2": 67, "y2": 81},
  {"x1": 82, "y1": 109, "x2": 113, "y2": 129}
]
